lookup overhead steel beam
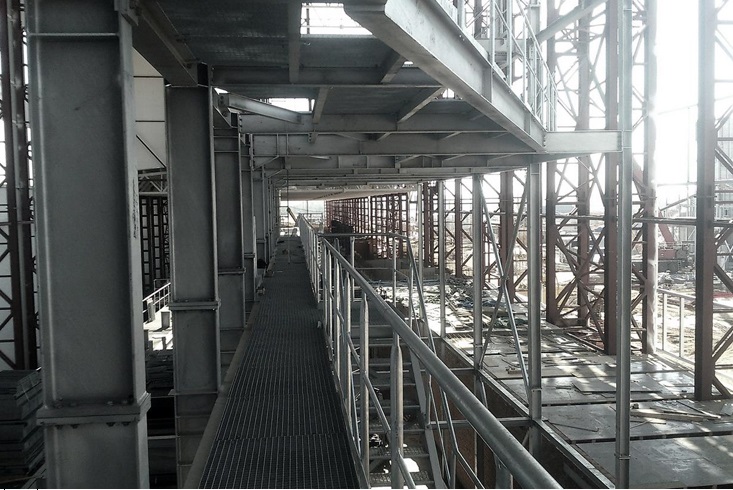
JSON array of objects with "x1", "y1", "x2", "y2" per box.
[
  {"x1": 221, "y1": 93, "x2": 302, "y2": 123},
  {"x1": 536, "y1": 0, "x2": 606, "y2": 44},
  {"x1": 239, "y1": 112, "x2": 505, "y2": 134},
  {"x1": 544, "y1": 130, "x2": 621, "y2": 153},
  {"x1": 133, "y1": 1, "x2": 199, "y2": 86},
  {"x1": 345, "y1": 0, "x2": 547, "y2": 150},
  {"x1": 212, "y1": 65, "x2": 440, "y2": 89},
  {"x1": 252, "y1": 131, "x2": 618, "y2": 157},
  {"x1": 28, "y1": 0, "x2": 149, "y2": 486}
]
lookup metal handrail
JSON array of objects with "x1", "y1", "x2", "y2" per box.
[
  {"x1": 142, "y1": 282, "x2": 171, "y2": 323},
  {"x1": 299, "y1": 216, "x2": 561, "y2": 489}
]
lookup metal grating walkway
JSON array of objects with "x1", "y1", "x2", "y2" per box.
[{"x1": 199, "y1": 238, "x2": 359, "y2": 489}]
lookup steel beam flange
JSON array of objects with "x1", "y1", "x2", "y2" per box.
[{"x1": 37, "y1": 392, "x2": 151, "y2": 427}]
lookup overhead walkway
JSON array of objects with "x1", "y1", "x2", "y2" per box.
[{"x1": 197, "y1": 238, "x2": 359, "y2": 489}]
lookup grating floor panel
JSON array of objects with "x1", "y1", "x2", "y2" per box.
[{"x1": 200, "y1": 239, "x2": 359, "y2": 488}]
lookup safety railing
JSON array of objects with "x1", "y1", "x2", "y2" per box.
[
  {"x1": 657, "y1": 288, "x2": 733, "y2": 369},
  {"x1": 143, "y1": 281, "x2": 171, "y2": 324},
  {"x1": 298, "y1": 215, "x2": 560, "y2": 489}
]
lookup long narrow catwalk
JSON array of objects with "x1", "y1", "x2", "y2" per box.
[{"x1": 199, "y1": 238, "x2": 359, "y2": 489}]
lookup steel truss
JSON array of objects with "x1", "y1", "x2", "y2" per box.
[{"x1": 0, "y1": 0, "x2": 37, "y2": 370}]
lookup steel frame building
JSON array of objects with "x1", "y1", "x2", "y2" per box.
[{"x1": 1, "y1": 0, "x2": 732, "y2": 487}]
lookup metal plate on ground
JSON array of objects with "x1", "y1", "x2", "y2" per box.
[{"x1": 576, "y1": 435, "x2": 733, "y2": 488}]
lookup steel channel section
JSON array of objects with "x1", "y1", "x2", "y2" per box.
[
  {"x1": 417, "y1": 183, "x2": 424, "y2": 283},
  {"x1": 1, "y1": 0, "x2": 37, "y2": 370},
  {"x1": 214, "y1": 127, "x2": 246, "y2": 376},
  {"x1": 455, "y1": 179, "x2": 464, "y2": 277},
  {"x1": 642, "y1": 0, "x2": 658, "y2": 354},
  {"x1": 528, "y1": 164, "x2": 542, "y2": 457},
  {"x1": 27, "y1": 1, "x2": 149, "y2": 486},
  {"x1": 577, "y1": 9, "x2": 592, "y2": 331},
  {"x1": 471, "y1": 174, "x2": 483, "y2": 480},
  {"x1": 166, "y1": 86, "x2": 221, "y2": 484},
  {"x1": 615, "y1": 0, "x2": 633, "y2": 485},
  {"x1": 695, "y1": 0, "x2": 716, "y2": 401},
  {"x1": 545, "y1": 3, "x2": 560, "y2": 326},
  {"x1": 321, "y1": 239, "x2": 560, "y2": 489}
]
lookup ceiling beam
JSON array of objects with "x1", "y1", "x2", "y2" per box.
[
  {"x1": 345, "y1": 0, "x2": 547, "y2": 150},
  {"x1": 239, "y1": 113, "x2": 505, "y2": 134},
  {"x1": 221, "y1": 93, "x2": 302, "y2": 123},
  {"x1": 212, "y1": 65, "x2": 440, "y2": 88},
  {"x1": 252, "y1": 132, "x2": 531, "y2": 157}
]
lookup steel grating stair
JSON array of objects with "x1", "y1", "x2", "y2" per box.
[{"x1": 199, "y1": 238, "x2": 359, "y2": 489}]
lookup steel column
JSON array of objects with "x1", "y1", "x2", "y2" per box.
[
  {"x1": 254, "y1": 168, "x2": 268, "y2": 262},
  {"x1": 615, "y1": 0, "x2": 633, "y2": 484},
  {"x1": 641, "y1": 0, "x2": 658, "y2": 354},
  {"x1": 214, "y1": 126, "x2": 246, "y2": 376},
  {"x1": 1, "y1": 0, "x2": 37, "y2": 370},
  {"x1": 166, "y1": 86, "x2": 221, "y2": 484},
  {"x1": 455, "y1": 179, "x2": 464, "y2": 277},
  {"x1": 695, "y1": 0, "x2": 716, "y2": 401},
  {"x1": 28, "y1": 1, "x2": 149, "y2": 486},
  {"x1": 605, "y1": 0, "x2": 620, "y2": 354},
  {"x1": 527, "y1": 164, "x2": 542, "y2": 456}
]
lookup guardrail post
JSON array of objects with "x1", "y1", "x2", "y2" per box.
[
  {"x1": 662, "y1": 292, "x2": 668, "y2": 351},
  {"x1": 343, "y1": 273, "x2": 353, "y2": 431},
  {"x1": 360, "y1": 295, "x2": 370, "y2": 478},
  {"x1": 391, "y1": 331, "x2": 404, "y2": 489},
  {"x1": 496, "y1": 459, "x2": 513, "y2": 489},
  {"x1": 392, "y1": 238, "x2": 398, "y2": 303},
  {"x1": 679, "y1": 297, "x2": 686, "y2": 358}
]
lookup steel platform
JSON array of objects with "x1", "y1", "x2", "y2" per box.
[{"x1": 199, "y1": 239, "x2": 358, "y2": 489}]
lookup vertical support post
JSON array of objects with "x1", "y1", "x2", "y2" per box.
[
  {"x1": 343, "y1": 273, "x2": 352, "y2": 430},
  {"x1": 438, "y1": 181, "x2": 447, "y2": 337},
  {"x1": 392, "y1": 239, "x2": 398, "y2": 303},
  {"x1": 499, "y1": 171, "x2": 515, "y2": 300},
  {"x1": 662, "y1": 293, "x2": 668, "y2": 351},
  {"x1": 334, "y1": 257, "x2": 342, "y2": 384},
  {"x1": 472, "y1": 174, "x2": 484, "y2": 480},
  {"x1": 495, "y1": 460, "x2": 513, "y2": 489},
  {"x1": 28, "y1": 1, "x2": 149, "y2": 486},
  {"x1": 605, "y1": 0, "x2": 620, "y2": 354},
  {"x1": 166, "y1": 86, "x2": 221, "y2": 485},
  {"x1": 360, "y1": 296, "x2": 370, "y2": 477},
  {"x1": 214, "y1": 126, "x2": 246, "y2": 377},
  {"x1": 695, "y1": 0, "x2": 716, "y2": 401},
  {"x1": 417, "y1": 182, "x2": 425, "y2": 282},
  {"x1": 615, "y1": 0, "x2": 633, "y2": 485},
  {"x1": 455, "y1": 179, "x2": 464, "y2": 277},
  {"x1": 390, "y1": 332, "x2": 404, "y2": 490},
  {"x1": 241, "y1": 137, "x2": 259, "y2": 307},
  {"x1": 642, "y1": 0, "x2": 658, "y2": 353},
  {"x1": 577, "y1": 7, "x2": 592, "y2": 330},
  {"x1": 528, "y1": 164, "x2": 542, "y2": 456},
  {"x1": 680, "y1": 298, "x2": 686, "y2": 358},
  {"x1": 1, "y1": 0, "x2": 37, "y2": 369},
  {"x1": 545, "y1": 0, "x2": 560, "y2": 326}
]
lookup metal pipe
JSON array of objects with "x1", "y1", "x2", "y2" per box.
[
  {"x1": 360, "y1": 296, "x2": 370, "y2": 475},
  {"x1": 615, "y1": 0, "x2": 633, "y2": 484},
  {"x1": 390, "y1": 332, "x2": 405, "y2": 489}
]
